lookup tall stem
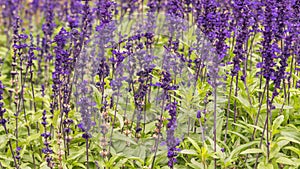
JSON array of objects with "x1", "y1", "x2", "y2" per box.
[
  {"x1": 266, "y1": 80, "x2": 270, "y2": 161},
  {"x1": 151, "y1": 92, "x2": 166, "y2": 169},
  {"x1": 86, "y1": 137, "x2": 89, "y2": 169},
  {"x1": 2, "y1": 123, "x2": 19, "y2": 169},
  {"x1": 233, "y1": 74, "x2": 238, "y2": 123},
  {"x1": 108, "y1": 89, "x2": 120, "y2": 153},
  {"x1": 213, "y1": 81, "x2": 217, "y2": 169},
  {"x1": 252, "y1": 83, "x2": 267, "y2": 140},
  {"x1": 225, "y1": 75, "x2": 234, "y2": 143}
]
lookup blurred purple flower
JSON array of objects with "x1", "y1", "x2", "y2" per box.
[{"x1": 165, "y1": 101, "x2": 180, "y2": 168}]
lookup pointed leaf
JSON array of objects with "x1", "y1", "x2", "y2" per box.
[{"x1": 240, "y1": 148, "x2": 263, "y2": 154}]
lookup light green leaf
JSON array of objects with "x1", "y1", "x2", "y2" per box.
[
  {"x1": 235, "y1": 95, "x2": 250, "y2": 108},
  {"x1": 180, "y1": 149, "x2": 198, "y2": 156},
  {"x1": 116, "y1": 113, "x2": 124, "y2": 129},
  {"x1": 240, "y1": 148, "x2": 263, "y2": 154},
  {"x1": 283, "y1": 146, "x2": 300, "y2": 157},
  {"x1": 190, "y1": 158, "x2": 204, "y2": 169},
  {"x1": 145, "y1": 121, "x2": 156, "y2": 134},
  {"x1": 276, "y1": 157, "x2": 296, "y2": 166},
  {"x1": 112, "y1": 133, "x2": 137, "y2": 145},
  {"x1": 72, "y1": 161, "x2": 87, "y2": 168},
  {"x1": 273, "y1": 103, "x2": 293, "y2": 110},
  {"x1": 228, "y1": 130, "x2": 249, "y2": 142},
  {"x1": 26, "y1": 133, "x2": 40, "y2": 143},
  {"x1": 19, "y1": 163, "x2": 32, "y2": 169},
  {"x1": 187, "y1": 137, "x2": 201, "y2": 152},
  {"x1": 278, "y1": 137, "x2": 300, "y2": 145},
  {"x1": 228, "y1": 141, "x2": 259, "y2": 160},
  {"x1": 272, "y1": 115, "x2": 284, "y2": 132},
  {"x1": 257, "y1": 162, "x2": 273, "y2": 169},
  {"x1": 67, "y1": 150, "x2": 85, "y2": 162}
]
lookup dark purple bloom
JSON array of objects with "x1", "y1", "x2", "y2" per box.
[
  {"x1": 41, "y1": 132, "x2": 51, "y2": 139},
  {"x1": 166, "y1": 0, "x2": 186, "y2": 36},
  {"x1": 15, "y1": 147, "x2": 21, "y2": 160},
  {"x1": 231, "y1": 0, "x2": 255, "y2": 76},
  {"x1": 194, "y1": 0, "x2": 231, "y2": 89},
  {"x1": 75, "y1": 45, "x2": 97, "y2": 140},
  {"x1": 41, "y1": 110, "x2": 47, "y2": 126},
  {"x1": 51, "y1": 27, "x2": 70, "y2": 117},
  {"x1": 165, "y1": 102, "x2": 180, "y2": 168},
  {"x1": 82, "y1": 132, "x2": 92, "y2": 139},
  {"x1": 256, "y1": 0, "x2": 278, "y2": 81},
  {"x1": 0, "y1": 81, "x2": 7, "y2": 126},
  {"x1": 196, "y1": 110, "x2": 201, "y2": 119},
  {"x1": 42, "y1": 0, "x2": 56, "y2": 38}
]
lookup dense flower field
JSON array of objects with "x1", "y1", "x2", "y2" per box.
[{"x1": 0, "y1": 0, "x2": 300, "y2": 169}]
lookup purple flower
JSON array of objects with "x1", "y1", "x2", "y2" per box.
[
  {"x1": 41, "y1": 132, "x2": 51, "y2": 139},
  {"x1": 51, "y1": 27, "x2": 70, "y2": 116},
  {"x1": 120, "y1": 0, "x2": 138, "y2": 17},
  {"x1": 42, "y1": 0, "x2": 56, "y2": 38},
  {"x1": 16, "y1": 147, "x2": 21, "y2": 160},
  {"x1": 0, "y1": 81, "x2": 7, "y2": 126},
  {"x1": 195, "y1": 0, "x2": 231, "y2": 88},
  {"x1": 257, "y1": 0, "x2": 278, "y2": 81},
  {"x1": 77, "y1": 90, "x2": 95, "y2": 136},
  {"x1": 166, "y1": 0, "x2": 186, "y2": 36},
  {"x1": 165, "y1": 102, "x2": 180, "y2": 168},
  {"x1": 41, "y1": 110, "x2": 47, "y2": 126},
  {"x1": 196, "y1": 110, "x2": 201, "y2": 119},
  {"x1": 231, "y1": 0, "x2": 255, "y2": 76}
]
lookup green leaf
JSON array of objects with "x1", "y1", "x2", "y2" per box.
[
  {"x1": 0, "y1": 159, "x2": 11, "y2": 168},
  {"x1": 190, "y1": 158, "x2": 204, "y2": 169},
  {"x1": 26, "y1": 133, "x2": 40, "y2": 143},
  {"x1": 187, "y1": 137, "x2": 201, "y2": 152},
  {"x1": 180, "y1": 149, "x2": 198, "y2": 156},
  {"x1": 272, "y1": 115, "x2": 284, "y2": 132},
  {"x1": 19, "y1": 163, "x2": 32, "y2": 169},
  {"x1": 7, "y1": 133, "x2": 16, "y2": 140},
  {"x1": 53, "y1": 110, "x2": 60, "y2": 128},
  {"x1": 0, "y1": 135, "x2": 8, "y2": 149},
  {"x1": 20, "y1": 145, "x2": 27, "y2": 158},
  {"x1": 228, "y1": 141, "x2": 259, "y2": 160},
  {"x1": 90, "y1": 84, "x2": 103, "y2": 108},
  {"x1": 108, "y1": 155, "x2": 121, "y2": 166},
  {"x1": 273, "y1": 103, "x2": 293, "y2": 110},
  {"x1": 145, "y1": 121, "x2": 156, "y2": 134},
  {"x1": 235, "y1": 95, "x2": 250, "y2": 108},
  {"x1": 240, "y1": 148, "x2": 263, "y2": 154},
  {"x1": 0, "y1": 154, "x2": 14, "y2": 162},
  {"x1": 228, "y1": 130, "x2": 249, "y2": 142},
  {"x1": 136, "y1": 145, "x2": 146, "y2": 160},
  {"x1": 257, "y1": 162, "x2": 274, "y2": 169},
  {"x1": 114, "y1": 158, "x2": 128, "y2": 168},
  {"x1": 276, "y1": 157, "x2": 296, "y2": 166},
  {"x1": 278, "y1": 137, "x2": 300, "y2": 145},
  {"x1": 67, "y1": 150, "x2": 85, "y2": 162},
  {"x1": 283, "y1": 146, "x2": 300, "y2": 157},
  {"x1": 270, "y1": 143, "x2": 281, "y2": 160},
  {"x1": 72, "y1": 161, "x2": 86, "y2": 168},
  {"x1": 112, "y1": 133, "x2": 137, "y2": 145},
  {"x1": 116, "y1": 113, "x2": 124, "y2": 129}
]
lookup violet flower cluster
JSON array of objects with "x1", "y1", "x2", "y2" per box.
[
  {"x1": 195, "y1": 0, "x2": 231, "y2": 88},
  {"x1": 165, "y1": 101, "x2": 180, "y2": 168},
  {"x1": 231, "y1": 0, "x2": 255, "y2": 78},
  {"x1": 0, "y1": 81, "x2": 6, "y2": 127},
  {"x1": 77, "y1": 80, "x2": 95, "y2": 139},
  {"x1": 1, "y1": 1, "x2": 300, "y2": 168}
]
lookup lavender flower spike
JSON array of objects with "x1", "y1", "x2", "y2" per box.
[{"x1": 165, "y1": 101, "x2": 180, "y2": 168}]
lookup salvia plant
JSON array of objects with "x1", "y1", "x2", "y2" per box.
[{"x1": 0, "y1": 0, "x2": 300, "y2": 169}]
